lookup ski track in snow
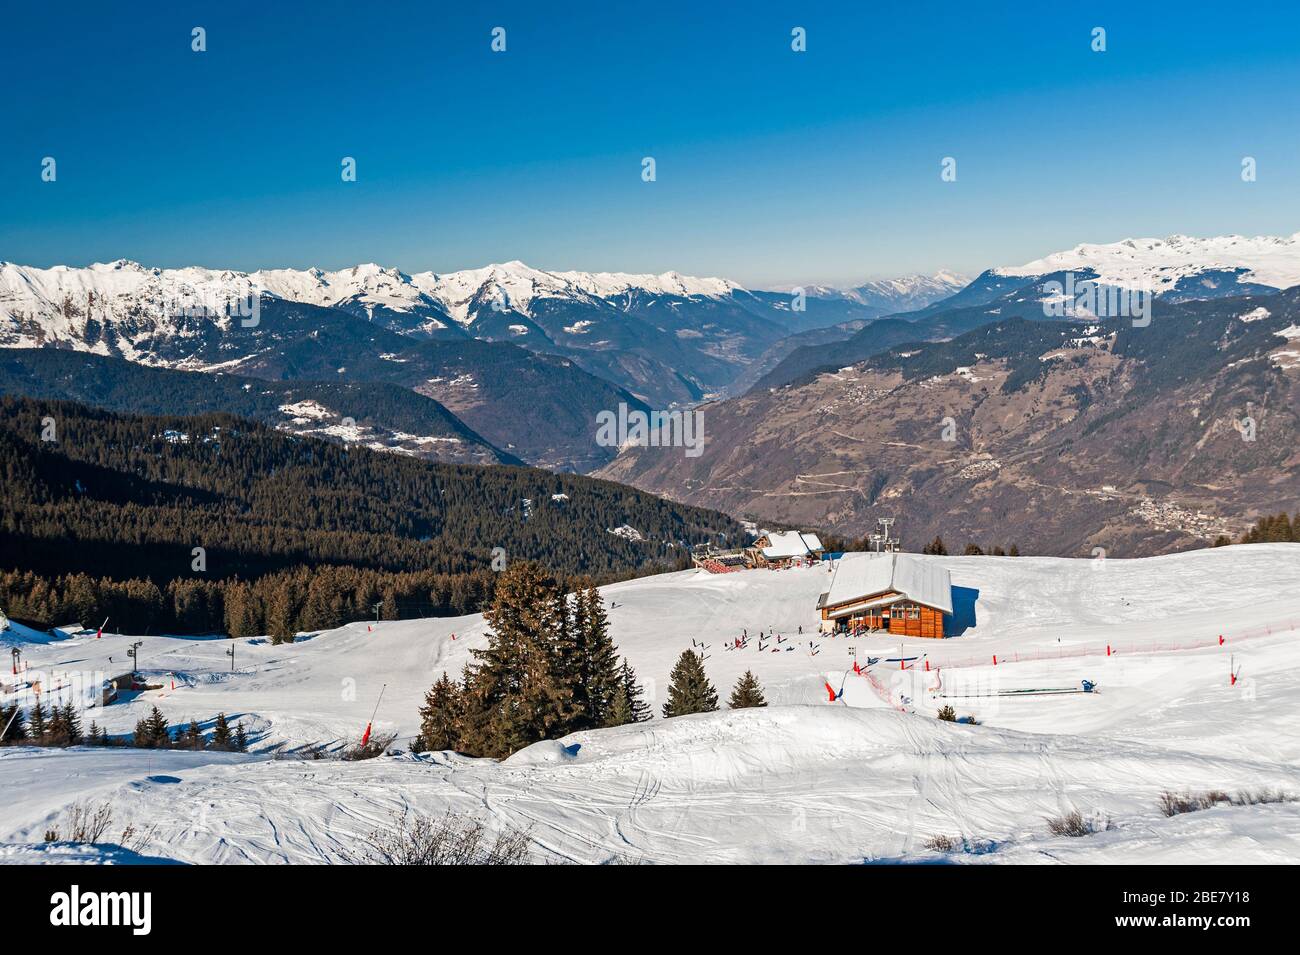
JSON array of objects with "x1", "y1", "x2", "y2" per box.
[{"x1": 2, "y1": 544, "x2": 1300, "y2": 864}]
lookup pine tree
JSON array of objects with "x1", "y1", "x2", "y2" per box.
[
  {"x1": 608, "y1": 660, "x2": 650, "y2": 727},
  {"x1": 1008, "y1": 544, "x2": 1020, "y2": 556},
  {"x1": 28, "y1": 700, "x2": 47, "y2": 744},
  {"x1": 86, "y1": 720, "x2": 101, "y2": 745},
  {"x1": 458, "y1": 562, "x2": 576, "y2": 758},
  {"x1": 728, "y1": 670, "x2": 767, "y2": 709},
  {"x1": 608, "y1": 681, "x2": 633, "y2": 727},
  {"x1": 60, "y1": 702, "x2": 83, "y2": 746},
  {"x1": 45, "y1": 705, "x2": 69, "y2": 746},
  {"x1": 577, "y1": 586, "x2": 621, "y2": 729},
  {"x1": 662, "y1": 649, "x2": 717, "y2": 718},
  {"x1": 233, "y1": 723, "x2": 249, "y2": 752},
  {"x1": 223, "y1": 581, "x2": 257, "y2": 639},
  {"x1": 963, "y1": 543, "x2": 984, "y2": 556},
  {"x1": 563, "y1": 585, "x2": 591, "y2": 724},
  {"x1": 266, "y1": 578, "x2": 296, "y2": 645},
  {"x1": 415, "y1": 672, "x2": 462, "y2": 752},
  {"x1": 0, "y1": 703, "x2": 27, "y2": 744},
  {"x1": 212, "y1": 712, "x2": 232, "y2": 750},
  {"x1": 133, "y1": 706, "x2": 170, "y2": 748},
  {"x1": 177, "y1": 718, "x2": 204, "y2": 750},
  {"x1": 923, "y1": 536, "x2": 948, "y2": 556}
]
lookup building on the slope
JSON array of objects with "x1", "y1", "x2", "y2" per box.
[
  {"x1": 747, "y1": 530, "x2": 824, "y2": 568},
  {"x1": 816, "y1": 552, "x2": 952, "y2": 637}
]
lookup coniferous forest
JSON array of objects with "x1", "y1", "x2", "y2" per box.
[{"x1": 0, "y1": 395, "x2": 745, "y2": 638}]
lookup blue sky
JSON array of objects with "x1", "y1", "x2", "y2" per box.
[{"x1": 3, "y1": 1, "x2": 1300, "y2": 286}]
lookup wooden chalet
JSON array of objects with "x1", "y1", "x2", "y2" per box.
[
  {"x1": 746, "y1": 530, "x2": 824, "y2": 568},
  {"x1": 817, "y1": 552, "x2": 953, "y2": 638}
]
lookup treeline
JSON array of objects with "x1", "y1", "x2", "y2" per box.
[
  {"x1": 0, "y1": 700, "x2": 249, "y2": 752},
  {"x1": 1215, "y1": 511, "x2": 1300, "y2": 546},
  {"x1": 922, "y1": 537, "x2": 1020, "y2": 556},
  {"x1": 0, "y1": 395, "x2": 743, "y2": 633},
  {"x1": 0, "y1": 564, "x2": 498, "y2": 641},
  {"x1": 413, "y1": 562, "x2": 769, "y2": 759}
]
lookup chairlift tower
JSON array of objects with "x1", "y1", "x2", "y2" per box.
[{"x1": 877, "y1": 517, "x2": 900, "y2": 553}]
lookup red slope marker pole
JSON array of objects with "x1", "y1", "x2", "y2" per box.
[{"x1": 361, "y1": 682, "x2": 388, "y2": 748}]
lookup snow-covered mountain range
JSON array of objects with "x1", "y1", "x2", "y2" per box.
[
  {"x1": 0, "y1": 259, "x2": 906, "y2": 408},
  {"x1": 0, "y1": 259, "x2": 747, "y2": 342},
  {"x1": 7, "y1": 235, "x2": 1300, "y2": 437},
  {"x1": 994, "y1": 233, "x2": 1300, "y2": 297},
  {"x1": 784, "y1": 271, "x2": 968, "y2": 311}
]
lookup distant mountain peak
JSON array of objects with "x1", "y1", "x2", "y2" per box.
[{"x1": 995, "y1": 232, "x2": 1300, "y2": 294}]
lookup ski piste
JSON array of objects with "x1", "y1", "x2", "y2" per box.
[{"x1": 937, "y1": 679, "x2": 1099, "y2": 699}]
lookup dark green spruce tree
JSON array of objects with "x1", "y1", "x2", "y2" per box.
[
  {"x1": 27, "y1": 700, "x2": 47, "y2": 744},
  {"x1": 577, "y1": 586, "x2": 621, "y2": 729},
  {"x1": 415, "y1": 671, "x2": 463, "y2": 752},
  {"x1": 1, "y1": 702, "x2": 27, "y2": 744},
  {"x1": 211, "y1": 712, "x2": 233, "y2": 750},
  {"x1": 60, "y1": 702, "x2": 83, "y2": 745},
  {"x1": 662, "y1": 649, "x2": 718, "y2": 718},
  {"x1": 133, "y1": 706, "x2": 170, "y2": 748},
  {"x1": 458, "y1": 562, "x2": 575, "y2": 758},
  {"x1": 728, "y1": 670, "x2": 767, "y2": 709}
]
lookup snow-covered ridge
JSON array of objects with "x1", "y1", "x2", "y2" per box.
[
  {"x1": 995, "y1": 233, "x2": 1300, "y2": 293},
  {"x1": 0, "y1": 259, "x2": 749, "y2": 335},
  {"x1": 406, "y1": 260, "x2": 744, "y2": 324},
  {"x1": 782, "y1": 271, "x2": 969, "y2": 311}
]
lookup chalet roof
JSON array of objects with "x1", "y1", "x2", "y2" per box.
[
  {"x1": 761, "y1": 531, "x2": 824, "y2": 559},
  {"x1": 819, "y1": 552, "x2": 953, "y2": 615}
]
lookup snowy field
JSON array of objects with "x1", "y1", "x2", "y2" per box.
[{"x1": 2, "y1": 544, "x2": 1299, "y2": 864}]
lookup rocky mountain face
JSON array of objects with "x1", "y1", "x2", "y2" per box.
[{"x1": 597, "y1": 290, "x2": 1300, "y2": 557}]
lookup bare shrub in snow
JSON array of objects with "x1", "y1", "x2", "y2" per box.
[
  {"x1": 1046, "y1": 810, "x2": 1111, "y2": 837},
  {"x1": 359, "y1": 811, "x2": 533, "y2": 865},
  {"x1": 120, "y1": 822, "x2": 160, "y2": 853},
  {"x1": 341, "y1": 731, "x2": 397, "y2": 761},
  {"x1": 50, "y1": 801, "x2": 115, "y2": 843},
  {"x1": 936, "y1": 705, "x2": 957, "y2": 722},
  {"x1": 923, "y1": 834, "x2": 959, "y2": 852},
  {"x1": 1160, "y1": 788, "x2": 1293, "y2": 816},
  {"x1": 1233, "y1": 788, "x2": 1292, "y2": 806}
]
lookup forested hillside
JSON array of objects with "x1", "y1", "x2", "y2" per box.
[
  {"x1": 0, "y1": 349, "x2": 517, "y2": 465},
  {"x1": 0, "y1": 396, "x2": 745, "y2": 637}
]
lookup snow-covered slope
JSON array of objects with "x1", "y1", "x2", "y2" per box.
[
  {"x1": 2, "y1": 545, "x2": 1298, "y2": 864},
  {"x1": 995, "y1": 233, "x2": 1300, "y2": 295}
]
